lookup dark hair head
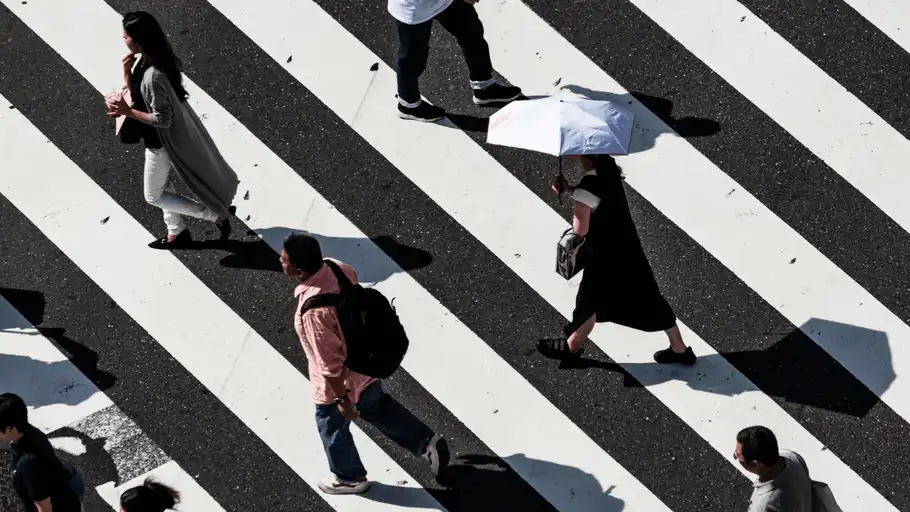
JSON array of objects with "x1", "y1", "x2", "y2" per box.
[
  {"x1": 282, "y1": 231, "x2": 324, "y2": 275},
  {"x1": 0, "y1": 393, "x2": 28, "y2": 432},
  {"x1": 120, "y1": 478, "x2": 180, "y2": 512},
  {"x1": 122, "y1": 11, "x2": 188, "y2": 101},
  {"x1": 736, "y1": 425, "x2": 779, "y2": 466}
]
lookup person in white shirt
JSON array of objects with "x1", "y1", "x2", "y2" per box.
[
  {"x1": 388, "y1": 0, "x2": 522, "y2": 122},
  {"x1": 734, "y1": 426, "x2": 813, "y2": 512}
]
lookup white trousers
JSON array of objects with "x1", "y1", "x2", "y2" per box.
[{"x1": 144, "y1": 147, "x2": 218, "y2": 236}]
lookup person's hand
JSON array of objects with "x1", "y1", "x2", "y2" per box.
[
  {"x1": 106, "y1": 94, "x2": 131, "y2": 117},
  {"x1": 122, "y1": 52, "x2": 136, "y2": 75},
  {"x1": 337, "y1": 398, "x2": 359, "y2": 419},
  {"x1": 551, "y1": 175, "x2": 569, "y2": 195}
]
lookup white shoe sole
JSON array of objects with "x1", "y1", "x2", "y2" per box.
[
  {"x1": 317, "y1": 480, "x2": 371, "y2": 495},
  {"x1": 397, "y1": 111, "x2": 444, "y2": 122},
  {"x1": 473, "y1": 93, "x2": 522, "y2": 105}
]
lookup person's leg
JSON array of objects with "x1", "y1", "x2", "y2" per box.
[
  {"x1": 356, "y1": 381, "x2": 449, "y2": 476},
  {"x1": 143, "y1": 147, "x2": 187, "y2": 238},
  {"x1": 395, "y1": 19, "x2": 432, "y2": 107},
  {"x1": 394, "y1": 19, "x2": 445, "y2": 121},
  {"x1": 567, "y1": 314, "x2": 596, "y2": 352},
  {"x1": 143, "y1": 148, "x2": 219, "y2": 225},
  {"x1": 314, "y1": 403, "x2": 371, "y2": 494},
  {"x1": 435, "y1": 1, "x2": 522, "y2": 105}
]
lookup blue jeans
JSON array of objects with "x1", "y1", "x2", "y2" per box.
[{"x1": 314, "y1": 380, "x2": 434, "y2": 481}]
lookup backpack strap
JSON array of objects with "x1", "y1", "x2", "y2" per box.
[
  {"x1": 297, "y1": 260, "x2": 350, "y2": 317},
  {"x1": 323, "y1": 259, "x2": 352, "y2": 290}
]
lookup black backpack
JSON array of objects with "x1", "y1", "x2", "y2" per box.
[{"x1": 299, "y1": 259, "x2": 409, "y2": 379}]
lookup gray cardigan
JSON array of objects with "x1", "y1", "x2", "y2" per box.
[{"x1": 140, "y1": 66, "x2": 238, "y2": 219}]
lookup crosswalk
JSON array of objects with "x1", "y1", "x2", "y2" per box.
[{"x1": 0, "y1": 0, "x2": 908, "y2": 510}]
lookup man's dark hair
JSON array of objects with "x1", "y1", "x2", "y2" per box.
[
  {"x1": 736, "y1": 425, "x2": 779, "y2": 466},
  {"x1": 0, "y1": 393, "x2": 29, "y2": 432},
  {"x1": 283, "y1": 231, "x2": 324, "y2": 275}
]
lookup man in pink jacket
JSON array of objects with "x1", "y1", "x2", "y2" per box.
[{"x1": 280, "y1": 231, "x2": 449, "y2": 494}]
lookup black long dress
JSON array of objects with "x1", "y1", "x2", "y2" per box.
[{"x1": 563, "y1": 156, "x2": 677, "y2": 337}]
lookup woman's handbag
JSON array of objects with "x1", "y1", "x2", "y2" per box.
[
  {"x1": 112, "y1": 88, "x2": 143, "y2": 145},
  {"x1": 556, "y1": 227, "x2": 591, "y2": 280}
]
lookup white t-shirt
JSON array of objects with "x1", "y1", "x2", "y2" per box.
[{"x1": 388, "y1": 0, "x2": 455, "y2": 25}]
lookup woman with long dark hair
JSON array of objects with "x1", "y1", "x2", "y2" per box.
[
  {"x1": 538, "y1": 154, "x2": 697, "y2": 365},
  {"x1": 106, "y1": 11, "x2": 238, "y2": 249},
  {"x1": 119, "y1": 479, "x2": 180, "y2": 512}
]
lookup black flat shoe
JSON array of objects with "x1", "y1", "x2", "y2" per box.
[
  {"x1": 653, "y1": 346, "x2": 696, "y2": 365},
  {"x1": 148, "y1": 229, "x2": 192, "y2": 250}
]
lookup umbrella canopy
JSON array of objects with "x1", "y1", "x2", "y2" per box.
[{"x1": 486, "y1": 91, "x2": 635, "y2": 156}]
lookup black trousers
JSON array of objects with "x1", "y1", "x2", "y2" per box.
[{"x1": 395, "y1": 0, "x2": 494, "y2": 104}]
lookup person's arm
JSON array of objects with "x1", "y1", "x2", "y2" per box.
[
  {"x1": 108, "y1": 70, "x2": 172, "y2": 127},
  {"x1": 135, "y1": 71, "x2": 173, "y2": 127},
  {"x1": 572, "y1": 201, "x2": 591, "y2": 237},
  {"x1": 300, "y1": 308, "x2": 357, "y2": 417},
  {"x1": 569, "y1": 180, "x2": 600, "y2": 237},
  {"x1": 18, "y1": 458, "x2": 53, "y2": 512}
]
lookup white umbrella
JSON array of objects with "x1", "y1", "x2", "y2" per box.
[{"x1": 486, "y1": 91, "x2": 635, "y2": 156}]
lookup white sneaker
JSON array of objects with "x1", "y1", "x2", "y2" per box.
[{"x1": 317, "y1": 474, "x2": 371, "y2": 495}]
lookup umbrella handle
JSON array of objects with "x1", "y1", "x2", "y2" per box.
[{"x1": 557, "y1": 156, "x2": 565, "y2": 204}]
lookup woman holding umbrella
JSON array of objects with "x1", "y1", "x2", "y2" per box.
[
  {"x1": 485, "y1": 90, "x2": 695, "y2": 364},
  {"x1": 536, "y1": 154, "x2": 696, "y2": 365}
]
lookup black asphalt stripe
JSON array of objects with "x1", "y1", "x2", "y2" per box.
[
  {"x1": 738, "y1": 0, "x2": 910, "y2": 141},
  {"x1": 104, "y1": 0, "x2": 748, "y2": 510},
  {"x1": 0, "y1": 197, "x2": 332, "y2": 510},
  {"x1": 0, "y1": 4, "x2": 553, "y2": 511},
  {"x1": 314, "y1": 0, "x2": 910, "y2": 507}
]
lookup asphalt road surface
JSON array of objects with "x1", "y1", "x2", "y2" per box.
[{"x1": 1, "y1": 0, "x2": 909, "y2": 511}]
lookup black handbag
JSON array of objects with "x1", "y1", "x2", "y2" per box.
[
  {"x1": 115, "y1": 88, "x2": 143, "y2": 145},
  {"x1": 556, "y1": 227, "x2": 591, "y2": 280}
]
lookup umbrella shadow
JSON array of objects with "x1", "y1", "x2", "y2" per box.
[
  {"x1": 360, "y1": 453, "x2": 623, "y2": 511},
  {"x1": 550, "y1": 318, "x2": 892, "y2": 417},
  {"x1": 525, "y1": 85, "x2": 720, "y2": 154}
]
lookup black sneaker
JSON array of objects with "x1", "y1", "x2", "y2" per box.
[
  {"x1": 653, "y1": 346, "x2": 696, "y2": 365},
  {"x1": 536, "y1": 338, "x2": 582, "y2": 360},
  {"x1": 473, "y1": 83, "x2": 522, "y2": 105},
  {"x1": 398, "y1": 101, "x2": 445, "y2": 122}
]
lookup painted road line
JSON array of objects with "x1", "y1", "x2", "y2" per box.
[
  {"x1": 203, "y1": 0, "x2": 888, "y2": 509},
  {"x1": 0, "y1": 91, "x2": 439, "y2": 511},
  {"x1": 96, "y1": 460, "x2": 224, "y2": 512},
  {"x1": 626, "y1": 0, "x2": 910, "y2": 234},
  {"x1": 0, "y1": 294, "x2": 112, "y2": 433},
  {"x1": 0, "y1": 1, "x2": 669, "y2": 509},
  {"x1": 842, "y1": 0, "x2": 910, "y2": 55}
]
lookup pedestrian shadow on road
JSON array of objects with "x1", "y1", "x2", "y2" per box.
[
  {"x1": 362, "y1": 452, "x2": 624, "y2": 511},
  {"x1": 549, "y1": 318, "x2": 892, "y2": 418},
  {"x1": 0, "y1": 288, "x2": 117, "y2": 408}
]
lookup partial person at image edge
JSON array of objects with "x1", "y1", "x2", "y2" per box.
[
  {"x1": 0, "y1": 393, "x2": 83, "y2": 512},
  {"x1": 387, "y1": 0, "x2": 522, "y2": 122},
  {"x1": 119, "y1": 478, "x2": 180, "y2": 512},
  {"x1": 736, "y1": 425, "x2": 813, "y2": 512}
]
